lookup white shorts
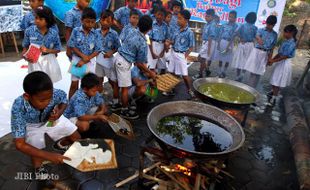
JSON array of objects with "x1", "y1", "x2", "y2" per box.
[
  {"x1": 168, "y1": 50, "x2": 188, "y2": 76},
  {"x1": 231, "y1": 42, "x2": 254, "y2": 70},
  {"x1": 25, "y1": 115, "x2": 77, "y2": 149},
  {"x1": 147, "y1": 41, "x2": 166, "y2": 69},
  {"x1": 113, "y1": 53, "x2": 132, "y2": 87},
  {"x1": 214, "y1": 39, "x2": 234, "y2": 63},
  {"x1": 199, "y1": 40, "x2": 216, "y2": 61},
  {"x1": 244, "y1": 48, "x2": 268, "y2": 75},
  {"x1": 68, "y1": 106, "x2": 98, "y2": 125},
  {"x1": 270, "y1": 59, "x2": 292, "y2": 88},
  {"x1": 95, "y1": 63, "x2": 116, "y2": 81}
]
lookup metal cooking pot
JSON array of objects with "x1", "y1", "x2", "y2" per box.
[
  {"x1": 147, "y1": 101, "x2": 245, "y2": 158},
  {"x1": 193, "y1": 78, "x2": 260, "y2": 109}
]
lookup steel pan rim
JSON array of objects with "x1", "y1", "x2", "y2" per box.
[{"x1": 146, "y1": 101, "x2": 245, "y2": 156}]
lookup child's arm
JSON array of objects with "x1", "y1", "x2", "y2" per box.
[
  {"x1": 149, "y1": 40, "x2": 158, "y2": 59},
  {"x1": 15, "y1": 138, "x2": 70, "y2": 164},
  {"x1": 78, "y1": 114, "x2": 107, "y2": 122},
  {"x1": 133, "y1": 77, "x2": 149, "y2": 87},
  {"x1": 49, "y1": 103, "x2": 67, "y2": 121},
  {"x1": 185, "y1": 47, "x2": 193, "y2": 58},
  {"x1": 65, "y1": 27, "x2": 73, "y2": 42},
  {"x1": 136, "y1": 63, "x2": 157, "y2": 81},
  {"x1": 40, "y1": 47, "x2": 60, "y2": 54},
  {"x1": 268, "y1": 54, "x2": 288, "y2": 65}
]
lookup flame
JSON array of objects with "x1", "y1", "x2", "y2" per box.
[{"x1": 175, "y1": 164, "x2": 192, "y2": 176}]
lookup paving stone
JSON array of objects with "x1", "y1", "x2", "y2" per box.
[
  {"x1": 122, "y1": 143, "x2": 140, "y2": 158},
  {"x1": 97, "y1": 169, "x2": 119, "y2": 183},
  {"x1": 71, "y1": 169, "x2": 96, "y2": 183},
  {"x1": 248, "y1": 170, "x2": 269, "y2": 184},
  {"x1": 0, "y1": 162, "x2": 32, "y2": 180},
  {"x1": 79, "y1": 178, "x2": 105, "y2": 190},
  {"x1": 118, "y1": 167, "x2": 136, "y2": 180},
  {"x1": 0, "y1": 176, "x2": 4, "y2": 187},
  {"x1": 48, "y1": 164, "x2": 72, "y2": 180},
  {"x1": 117, "y1": 154, "x2": 133, "y2": 168},
  {"x1": 245, "y1": 181, "x2": 266, "y2": 190},
  {"x1": 1, "y1": 179, "x2": 30, "y2": 190},
  {"x1": 0, "y1": 150, "x2": 24, "y2": 164},
  {"x1": 230, "y1": 157, "x2": 252, "y2": 171}
]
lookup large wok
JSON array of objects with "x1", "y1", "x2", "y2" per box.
[
  {"x1": 147, "y1": 101, "x2": 245, "y2": 159},
  {"x1": 193, "y1": 78, "x2": 260, "y2": 109}
]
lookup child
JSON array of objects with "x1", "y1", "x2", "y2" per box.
[
  {"x1": 148, "y1": 7, "x2": 169, "y2": 73},
  {"x1": 145, "y1": 0, "x2": 162, "y2": 20},
  {"x1": 169, "y1": 0, "x2": 182, "y2": 40},
  {"x1": 197, "y1": 9, "x2": 218, "y2": 78},
  {"x1": 95, "y1": 10, "x2": 121, "y2": 111},
  {"x1": 113, "y1": 15, "x2": 156, "y2": 119},
  {"x1": 114, "y1": 0, "x2": 143, "y2": 30},
  {"x1": 11, "y1": 71, "x2": 80, "y2": 177},
  {"x1": 164, "y1": 11, "x2": 172, "y2": 64},
  {"x1": 119, "y1": 10, "x2": 140, "y2": 43},
  {"x1": 22, "y1": 6, "x2": 62, "y2": 83},
  {"x1": 64, "y1": 0, "x2": 90, "y2": 59},
  {"x1": 231, "y1": 12, "x2": 257, "y2": 82},
  {"x1": 64, "y1": 73, "x2": 109, "y2": 132},
  {"x1": 68, "y1": 7, "x2": 100, "y2": 99},
  {"x1": 267, "y1": 25, "x2": 298, "y2": 106},
  {"x1": 214, "y1": 10, "x2": 238, "y2": 78},
  {"x1": 244, "y1": 15, "x2": 278, "y2": 88},
  {"x1": 167, "y1": 10, "x2": 195, "y2": 98}
]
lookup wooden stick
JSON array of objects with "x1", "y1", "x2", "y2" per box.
[
  {"x1": 194, "y1": 173, "x2": 201, "y2": 190},
  {"x1": 115, "y1": 162, "x2": 160, "y2": 188},
  {"x1": 0, "y1": 33, "x2": 4, "y2": 56},
  {"x1": 160, "y1": 168, "x2": 191, "y2": 190},
  {"x1": 11, "y1": 32, "x2": 19, "y2": 54}
]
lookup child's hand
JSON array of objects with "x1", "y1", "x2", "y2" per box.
[
  {"x1": 49, "y1": 107, "x2": 61, "y2": 122},
  {"x1": 159, "y1": 51, "x2": 165, "y2": 58},
  {"x1": 98, "y1": 115, "x2": 108, "y2": 122},
  {"x1": 151, "y1": 51, "x2": 158, "y2": 59},
  {"x1": 257, "y1": 38, "x2": 263, "y2": 46},
  {"x1": 40, "y1": 46, "x2": 48, "y2": 53},
  {"x1": 76, "y1": 60, "x2": 85, "y2": 67},
  {"x1": 81, "y1": 55, "x2": 90, "y2": 62},
  {"x1": 104, "y1": 51, "x2": 113, "y2": 58},
  {"x1": 48, "y1": 152, "x2": 71, "y2": 164}
]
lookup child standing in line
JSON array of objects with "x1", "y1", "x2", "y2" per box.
[
  {"x1": 64, "y1": 0, "x2": 90, "y2": 59},
  {"x1": 11, "y1": 71, "x2": 80, "y2": 178},
  {"x1": 148, "y1": 7, "x2": 169, "y2": 73},
  {"x1": 68, "y1": 8, "x2": 100, "y2": 99},
  {"x1": 119, "y1": 10, "x2": 140, "y2": 43},
  {"x1": 214, "y1": 10, "x2": 238, "y2": 78},
  {"x1": 113, "y1": 0, "x2": 143, "y2": 30},
  {"x1": 168, "y1": 0, "x2": 183, "y2": 40},
  {"x1": 267, "y1": 25, "x2": 298, "y2": 106},
  {"x1": 64, "y1": 73, "x2": 109, "y2": 132},
  {"x1": 244, "y1": 15, "x2": 278, "y2": 88},
  {"x1": 197, "y1": 9, "x2": 218, "y2": 78},
  {"x1": 164, "y1": 11, "x2": 172, "y2": 64},
  {"x1": 167, "y1": 10, "x2": 195, "y2": 98},
  {"x1": 113, "y1": 15, "x2": 156, "y2": 119},
  {"x1": 95, "y1": 10, "x2": 121, "y2": 111},
  {"x1": 231, "y1": 12, "x2": 257, "y2": 82},
  {"x1": 22, "y1": 6, "x2": 62, "y2": 83}
]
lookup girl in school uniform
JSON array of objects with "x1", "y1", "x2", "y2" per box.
[
  {"x1": 267, "y1": 25, "x2": 298, "y2": 106},
  {"x1": 22, "y1": 6, "x2": 62, "y2": 83},
  {"x1": 231, "y1": 12, "x2": 257, "y2": 82}
]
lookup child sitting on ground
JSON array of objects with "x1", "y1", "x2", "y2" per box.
[
  {"x1": 11, "y1": 71, "x2": 80, "y2": 178},
  {"x1": 64, "y1": 73, "x2": 109, "y2": 133}
]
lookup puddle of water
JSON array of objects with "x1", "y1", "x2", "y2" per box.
[{"x1": 252, "y1": 145, "x2": 276, "y2": 167}]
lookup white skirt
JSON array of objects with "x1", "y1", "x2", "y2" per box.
[
  {"x1": 147, "y1": 41, "x2": 165, "y2": 69},
  {"x1": 214, "y1": 39, "x2": 234, "y2": 63},
  {"x1": 199, "y1": 40, "x2": 216, "y2": 61},
  {"x1": 244, "y1": 48, "x2": 268, "y2": 75},
  {"x1": 231, "y1": 42, "x2": 254, "y2": 70},
  {"x1": 270, "y1": 59, "x2": 292, "y2": 88},
  {"x1": 168, "y1": 50, "x2": 188, "y2": 76},
  {"x1": 28, "y1": 54, "x2": 62, "y2": 83}
]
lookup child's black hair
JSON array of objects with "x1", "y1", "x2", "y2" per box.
[
  {"x1": 245, "y1": 12, "x2": 257, "y2": 24},
  {"x1": 229, "y1": 10, "x2": 237, "y2": 18},
  {"x1": 81, "y1": 73, "x2": 100, "y2": 89},
  {"x1": 101, "y1": 9, "x2": 114, "y2": 19},
  {"x1": 284, "y1": 24, "x2": 298, "y2": 41},
  {"x1": 138, "y1": 15, "x2": 153, "y2": 33},
  {"x1": 130, "y1": 9, "x2": 140, "y2": 17},
  {"x1": 23, "y1": 71, "x2": 53, "y2": 95},
  {"x1": 171, "y1": 0, "x2": 183, "y2": 10},
  {"x1": 205, "y1": 9, "x2": 215, "y2": 17},
  {"x1": 127, "y1": 0, "x2": 138, "y2": 2},
  {"x1": 165, "y1": 10, "x2": 172, "y2": 17},
  {"x1": 151, "y1": 0, "x2": 163, "y2": 14},
  {"x1": 180, "y1": 9, "x2": 191, "y2": 20},
  {"x1": 154, "y1": 6, "x2": 166, "y2": 15},
  {"x1": 266, "y1": 15, "x2": 277, "y2": 25},
  {"x1": 34, "y1": 6, "x2": 56, "y2": 28},
  {"x1": 81, "y1": 7, "x2": 96, "y2": 20}
]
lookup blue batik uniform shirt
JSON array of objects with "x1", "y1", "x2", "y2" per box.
[
  {"x1": 64, "y1": 88, "x2": 104, "y2": 118},
  {"x1": 131, "y1": 66, "x2": 148, "y2": 81},
  {"x1": 120, "y1": 23, "x2": 137, "y2": 42},
  {"x1": 96, "y1": 28, "x2": 121, "y2": 53},
  {"x1": 278, "y1": 38, "x2": 296, "y2": 58},
  {"x1": 68, "y1": 26, "x2": 100, "y2": 55},
  {"x1": 148, "y1": 20, "x2": 169, "y2": 42},
  {"x1": 237, "y1": 23, "x2": 258, "y2": 42},
  {"x1": 172, "y1": 25, "x2": 195, "y2": 52},
  {"x1": 255, "y1": 28, "x2": 278, "y2": 51},
  {"x1": 22, "y1": 25, "x2": 62, "y2": 50},
  {"x1": 11, "y1": 89, "x2": 68, "y2": 138},
  {"x1": 202, "y1": 20, "x2": 218, "y2": 41},
  {"x1": 20, "y1": 11, "x2": 59, "y2": 32},
  {"x1": 218, "y1": 22, "x2": 238, "y2": 41},
  {"x1": 169, "y1": 13, "x2": 179, "y2": 40},
  {"x1": 114, "y1": 6, "x2": 143, "y2": 26},
  {"x1": 64, "y1": 6, "x2": 82, "y2": 29},
  {"x1": 118, "y1": 29, "x2": 148, "y2": 63}
]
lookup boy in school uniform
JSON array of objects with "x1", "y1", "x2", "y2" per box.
[
  {"x1": 197, "y1": 9, "x2": 218, "y2": 78},
  {"x1": 169, "y1": 0, "x2": 182, "y2": 39},
  {"x1": 214, "y1": 10, "x2": 238, "y2": 78},
  {"x1": 114, "y1": 0, "x2": 143, "y2": 30},
  {"x1": 96, "y1": 10, "x2": 120, "y2": 103},
  {"x1": 148, "y1": 7, "x2": 169, "y2": 73},
  {"x1": 64, "y1": 73, "x2": 109, "y2": 132},
  {"x1": 244, "y1": 15, "x2": 278, "y2": 88},
  {"x1": 119, "y1": 10, "x2": 140, "y2": 43},
  {"x1": 68, "y1": 7, "x2": 100, "y2": 99},
  {"x1": 11, "y1": 71, "x2": 80, "y2": 177},
  {"x1": 113, "y1": 15, "x2": 156, "y2": 119},
  {"x1": 167, "y1": 10, "x2": 195, "y2": 98},
  {"x1": 64, "y1": 0, "x2": 90, "y2": 59}
]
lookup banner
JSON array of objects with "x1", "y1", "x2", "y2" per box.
[
  {"x1": 0, "y1": 0, "x2": 22, "y2": 33},
  {"x1": 183, "y1": 0, "x2": 286, "y2": 32}
]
